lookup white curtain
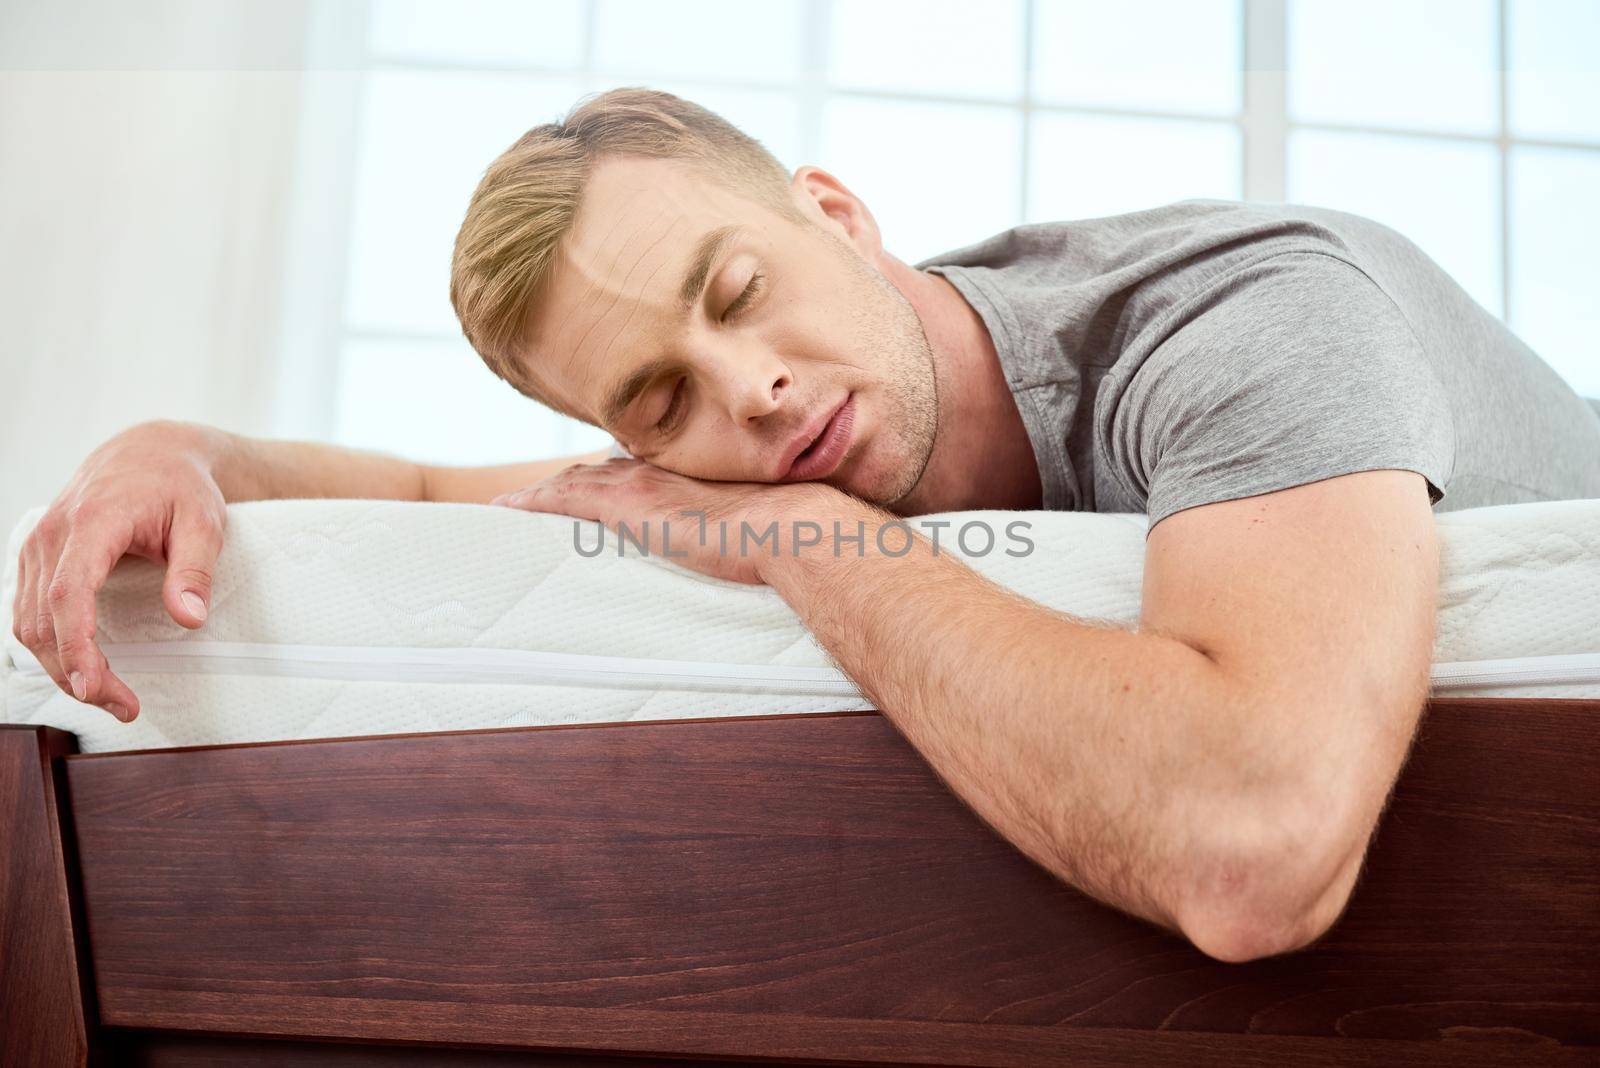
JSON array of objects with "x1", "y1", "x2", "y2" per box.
[{"x1": 0, "y1": 0, "x2": 319, "y2": 533}]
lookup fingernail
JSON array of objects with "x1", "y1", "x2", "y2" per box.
[
  {"x1": 105, "y1": 701, "x2": 129, "y2": 721},
  {"x1": 182, "y1": 590, "x2": 208, "y2": 621},
  {"x1": 70, "y1": 670, "x2": 86, "y2": 701}
]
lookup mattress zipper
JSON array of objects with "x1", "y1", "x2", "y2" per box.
[
  {"x1": 1425, "y1": 652, "x2": 1600, "y2": 691},
  {"x1": 9, "y1": 640, "x2": 1600, "y2": 695}
]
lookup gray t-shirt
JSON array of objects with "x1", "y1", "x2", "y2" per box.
[{"x1": 914, "y1": 199, "x2": 1600, "y2": 532}]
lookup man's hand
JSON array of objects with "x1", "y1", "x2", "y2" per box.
[
  {"x1": 12, "y1": 420, "x2": 227, "y2": 722},
  {"x1": 489, "y1": 457, "x2": 843, "y2": 584}
]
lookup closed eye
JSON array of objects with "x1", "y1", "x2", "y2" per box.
[
  {"x1": 655, "y1": 377, "x2": 687, "y2": 433},
  {"x1": 721, "y1": 271, "x2": 765, "y2": 322}
]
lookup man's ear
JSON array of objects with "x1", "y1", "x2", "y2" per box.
[{"x1": 791, "y1": 165, "x2": 885, "y2": 259}]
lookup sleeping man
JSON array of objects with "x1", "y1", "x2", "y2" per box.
[{"x1": 15, "y1": 88, "x2": 1600, "y2": 963}]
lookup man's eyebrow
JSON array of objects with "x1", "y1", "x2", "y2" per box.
[
  {"x1": 598, "y1": 224, "x2": 743, "y2": 427},
  {"x1": 677, "y1": 224, "x2": 743, "y2": 311}
]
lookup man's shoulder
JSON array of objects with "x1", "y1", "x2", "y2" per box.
[
  {"x1": 912, "y1": 201, "x2": 1234, "y2": 275},
  {"x1": 913, "y1": 199, "x2": 1409, "y2": 296}
]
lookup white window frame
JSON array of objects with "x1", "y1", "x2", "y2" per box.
[{"x1": 277, "y1": 0, "x2": 1600, "y2": 444}]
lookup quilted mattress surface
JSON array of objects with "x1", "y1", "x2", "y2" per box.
[{"x1": 4, "y1": 496, "x2": 1598, "y2": 753}]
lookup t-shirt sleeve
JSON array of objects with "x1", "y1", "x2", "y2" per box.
[{"x1": 1108, "y1": 250, "x2": 1457, "y2": 534}]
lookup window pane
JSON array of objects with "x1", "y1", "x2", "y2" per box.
[
  {"x1": 593, "y1": 0, "x2": 803, "y2": 83},
  {"x1": 1288, "y1": 0, "x2": 1498, "y2": 134},
  {"x1": 336, "y1": 338, "x2": 611, "y2": 464},
  {"x1": 1028, "y1": 114, "x2": 1240, "y2": 222},
  {"x1": 1287, "y1": 129, "x2": 1502, "y2": 316},
  {"x1": 1509, "y1": 0, "x2": 1600, "y2": 143},
  {"x1": 631, "y1": 82, "x2": 803, "y2": 171},
  {"x1": 821, "y1": 98, "x2": 1022, "y2": 263},
  {"x1": 345, "y1": 71, "x2": 582, "y2": 336},
  {"x1": 830, "y1": 0, "x2": 1024, "y2": 100},
  {"x1": 368, "y1": 0, "x2": 584, "y2": 68},
  {"x1": 1510, "y1": 148, "x2": 1600, "y2": 396},
  {"x1": 1033, "y1": 0, "x2": 1241, "y2": 116}
]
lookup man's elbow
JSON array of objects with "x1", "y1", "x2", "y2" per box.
[
  {"x1": 1174, "y1": 811, "x2": 1368, "y2": 964},
  {"x1": 1180, "y1": 889, "x2": 1345, "y2": 964}
]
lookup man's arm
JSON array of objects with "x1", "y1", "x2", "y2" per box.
[
  {"x1": 12, "y1": 418, "x2": 606, "y2": 720},
  {"x1": 421, "y1": 449, "x2": 611, "y2": 503},
  {"x1": 754, "y1": 468, "x2": 1438, "y2": 961},
  {"x1": 197, "y1": 422, "x2": 606, "y2": 504},
  {"x1": 501, "y1": 460, "x2": 1437, "y2": 959}
]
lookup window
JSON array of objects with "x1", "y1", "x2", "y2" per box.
[
  {"x1": 310, "y1": 0, "x2": 1600, "y2": 463},
  {"x1": 1284, "y1": 0, "x2": 1600, "y2": 394}
]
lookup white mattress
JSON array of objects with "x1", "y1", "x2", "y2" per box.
[{"x1": 4, "y1": 496, "x2": 1598, "y2": 754}]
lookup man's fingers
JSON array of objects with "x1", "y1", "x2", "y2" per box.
[
  {"x1": 28, "y1": 538, "x2": 73, "y2": 694},
  {"x1": 24, "y1": 556, "x2": 67, "y2": 696},
  {"x1": 89, "y1": 645, "x2": 140, "y2": 721},
  {"x1": 47, "y1": 519, "x2": 131, "y2": 707},
  {"x1": 52, "y1": 634, "x2": 140, "y2": 720},
  {"x1": 31, "y1": 586, "x2": 74, "y2": 702},
  {"x1": 491, "y1": 464, "x2": 633, "y2": 508},
  {"x1": 11, "y1": 550, "x2": 29, "y2": 647},
  {"x1": 506, "y1": 482, "x2": 597, "y2": 518},
  {"x1": 17, "y1": 526, "x2": 58, "y2": 655},
  {"x1": 160, "y1": 507, "x2": 223, "y2": 629}
]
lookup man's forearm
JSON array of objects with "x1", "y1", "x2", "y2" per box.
[
  {"x1": 171, "y1": 420, "x2": 428, "y2": 503},
  {"x1": 757, "y1": 497, "x2": 1265, "y2": 937}
]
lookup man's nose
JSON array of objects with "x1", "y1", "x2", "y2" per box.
[{"x1": 720, "y1": 355, "x2": 791, "y2": 425}]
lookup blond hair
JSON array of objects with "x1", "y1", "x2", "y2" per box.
[{"x1": 450, "y1": 86, "x2": 801, "y2": 414}]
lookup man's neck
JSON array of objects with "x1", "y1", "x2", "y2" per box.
[{"x1": 883, "y1": 260, "x2": 1042, "y2": 515}]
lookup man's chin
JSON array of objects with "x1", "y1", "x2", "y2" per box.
[{"x1": 833, "y1": 448, "x2": 921, "y2": 509}]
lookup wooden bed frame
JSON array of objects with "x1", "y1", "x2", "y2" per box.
[{"x1": 3, "y1": 696, "x2": 1596, "y2": 1067}]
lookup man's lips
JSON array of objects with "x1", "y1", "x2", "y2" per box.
[{"x1": 779, "y1": 394, "x2": 855, "y2": 482}]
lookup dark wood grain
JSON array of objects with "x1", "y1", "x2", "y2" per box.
[
  {"x1": 86, "y1": 1021, "x2": 1600, "y2": 1068},
  {"x1": 53, "y1": 698, "x2": 1600, "y2": 1066},
  {"x1": 0, "y1": 725, "x2": 95, "y2": 1068},
  {"x1": 97, "y1": 1029, "x2": 768, "y2": 1066}
]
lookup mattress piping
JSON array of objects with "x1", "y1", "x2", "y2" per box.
[
  {"x1": 12, "y1": 641, "x2": 862, "y2": 698},
  {"x1": 11, "y1": 640, "x2": 1600, "y2": 696}
]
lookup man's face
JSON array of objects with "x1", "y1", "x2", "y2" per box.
[{"x1": 520, "y1": 155, "x2": 938, "y2": 506}]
